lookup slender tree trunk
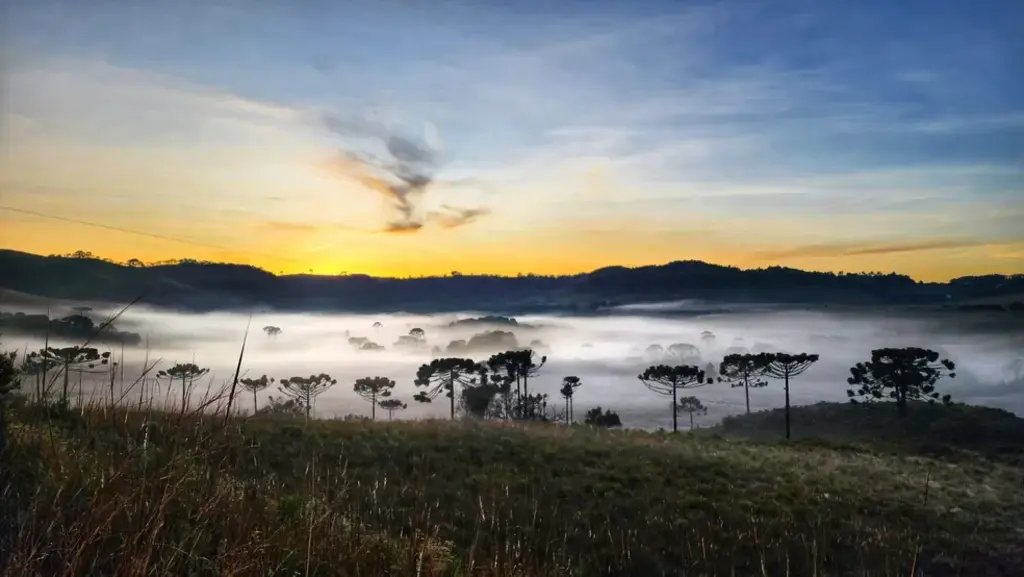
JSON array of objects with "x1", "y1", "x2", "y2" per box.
[
  {"x1": 784, "y1": 370, "x2": 791, "y2": 440},
  {"x1": 689, "y1": 411, "x2": 694, "y2": 431},
  {"x1": 449, "y1": 372, "x2": 456, "y2": 420},
  {"x1": 671, "y1": 385, "x2": 678, "y2": 433},
  {"x1": 565, "y1": 397, "x2": 570, "y2": 424},
  {"x1": 516, "y1": 377, "x2": 524, "y2": 418},
  {"x1": 371, "y1": 394, "x2": 377, "y2": 421},
  {"x1": 744, "y1": 377, "x2": 751, "y2": 414},
  {"x1": 523, "y1": 375, "x2": 530, "y2": 419},
  {"x1": 253, "y1": 389, "x2": 258, "y2": 415}
]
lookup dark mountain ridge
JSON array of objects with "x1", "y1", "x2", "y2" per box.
[{"x1": 1, "y1": 249, "x2": 1021, "y2": 314}]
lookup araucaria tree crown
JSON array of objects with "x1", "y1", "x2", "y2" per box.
[
  {"x1": 638, "y1": 364, "x2": 710, "y2": 433},
  {"x1": 277, "y1": 373, "x2": 337, "y2": 418},
  {"x1": 847, "y1": 347, "x2": 956, "y2": 416},
  {"x1": 353, "y1": 376, "x2": 396, "y2": 420},
  {"x1": 413, "y1": 358, "x2": 484, "y2": 419}
]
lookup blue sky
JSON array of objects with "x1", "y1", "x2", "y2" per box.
[{"x1": 1, "y1": 0, "x2": 1022, "y2": 279}]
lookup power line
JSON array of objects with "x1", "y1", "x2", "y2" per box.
[{"x1": 0, "y1": 204, "x2": 302, "y2": 264}]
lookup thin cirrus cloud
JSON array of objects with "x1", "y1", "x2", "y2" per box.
[{"x1": 0, "y1": 0, "x2": 1022, "y2": 278}]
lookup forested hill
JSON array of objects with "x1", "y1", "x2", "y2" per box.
[{"x1": 0, "y1": 249, "x2": 1021, "y2": 313}]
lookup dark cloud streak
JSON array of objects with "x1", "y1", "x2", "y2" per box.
[
  {"x1": 322, "y1": 112, "x2": 489, "y2": 233},
  {"x1": 757, "y1": 238, "x2": 1001, "y2": 260}
]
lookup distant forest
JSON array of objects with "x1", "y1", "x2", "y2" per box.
[{"x1": 1, "y1": 249, "x2": 1021, "y2": 314}]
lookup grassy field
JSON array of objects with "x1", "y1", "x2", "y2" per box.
[{"x1": 3, "y1": 399, "x2": 1023, "y2": 576}]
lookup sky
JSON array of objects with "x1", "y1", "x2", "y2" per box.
[{"x1": 1, "y1": 0, "x2": 1022, "y2": 281}]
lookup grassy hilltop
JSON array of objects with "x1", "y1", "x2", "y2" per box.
[{"x1": 3, "y1": 399, "x2": 1023, "y2": 576}]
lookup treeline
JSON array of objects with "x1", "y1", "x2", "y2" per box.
[
  {"x1": 4, "y1": 249, "x2": 1023, "y2": 313},
  {"x1": 8, "y1": 344, "x2": 958, "y2": 439}
]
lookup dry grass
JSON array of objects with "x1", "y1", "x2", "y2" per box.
[{"x1": 2, "y1": 389, "x2": 1023, "y2": 577}]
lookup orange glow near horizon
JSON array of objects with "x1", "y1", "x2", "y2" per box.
[{"x1": 2, "y1": 214, "x2": 1021, "y2": 282}]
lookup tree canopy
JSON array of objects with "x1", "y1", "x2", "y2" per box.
[
  {"x1": 354, "y1": 376, "x2": 397, "y2": 420},
  {"x1": 847, "y1": 347, "x2": 955, "y2": 416}
]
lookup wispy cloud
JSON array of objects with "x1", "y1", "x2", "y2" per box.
[
  {"x1": 756, "y1": 238, "x2": 1002, "y2": 260},
  {"x1": 2, "y1": 0, "x2": 1022, "y2": 278}
]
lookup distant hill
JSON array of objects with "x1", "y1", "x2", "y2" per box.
[
  {"x1": 0, "y1": 249, "x2": 1022, "y2": 314},
  {"x1": 714, "y1": 401, "x2": 1024, "y2": 464}
]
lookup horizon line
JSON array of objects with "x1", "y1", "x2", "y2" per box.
[{"x1": 4, "y1": 247, "x2": 1019, "y2": 285}]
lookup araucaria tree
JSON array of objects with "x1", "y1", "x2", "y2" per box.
[
  {"x1": 719, "y1": 353, "x2": 772, "y2": 414},
  {"x1": 559, "y1": 376, "x2": 582, "y2": 424},
  {"x1": 676, "y1": 396, "x2": 707, "y2": 431},
  {"x1": 413, "y1": 358, "x2": 483, "y2": 419},
  {"x1": 847, "y1": 347, "x2": 956, "y2": 417},
  {"x1": 157, "y1": 363, "x2": 210, "y2": 409},
  {"x1": 664, "y1": 343, "x2": 701, "y2": 365},
  {"x1": 485, "y1": 352, "x2": 519, "y2": 419},
  {"x1": 262, "y1": 326, "x2": 282, "y2": 337},
  {"x1": 511, "y1": 349, "x2": 546, "y2": 419},
  {"x1": 34, "y1": 346, "x2": 110, "y2": 406},
  {"x1": 21, "y1": 351, "x2": 60, "y2": 404},
  {"x1": 378, "y1": 398, "x2": 407, "y2": 420},
  {"x1": 277, "y1": 373, "x2": 337, "y2": 418},
  {"x1": 638, "y1": 365, "x2": 710, "y2": 432},
  {"x1": 763, "y1": 353, "x2": 819, "y2": 440},
  {"x1": 353, "y1": 376, "x2": 396, "y2": 420},
  {"x1": 239, "y1": 374, "x2": 273, "y2": 414}
]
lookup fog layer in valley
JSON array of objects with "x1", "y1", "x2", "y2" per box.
[{"x1": 7, "y1": 303, "x2": 1024, "y2": 428}]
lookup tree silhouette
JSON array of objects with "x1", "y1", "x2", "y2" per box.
[
  {"x1": 703, "y1": 362, "x2": 718, "y2": 381},
  {"x1": 263, "y1": 326, "x2": 282, "y2": 337},
  {"x1": 277, "y1": 373, "x2": 337, "y2": 418},
  {"x1": 676, "y1": 396, "x2": 707, "y2": 430},
  {"x1": 0, "y1": 347, "x2": 21, "y2": 456},
  {"x1": 239, "y1": 374, "x2": 273, "y2": 414},
  {"x1": 378, "y1": 398, "x2": 407, "y2": 420},
  {"x1": 409, "y1": 327, "x2": 426, "y2": 341},
  {"x1": 665, "y1": 343, "x2": 701, "y2": 365},
  {"x1": 559, "y1": 375, "x2": 582, "y2": 424},
  {"x1": 584, "y1": 407, "x2": 622, "y2": 428},
  {"x1": 645, "y1": 344, "x2": 664, "y2": 361},
  {"x1": 847, "y1": 347, "x2": 956, "y2": 417},
  {"x1": 763, "y1": 353, "x2": 819, "y2": 439},
  {"x1": 510, "y1": 349, "x2": 546, "y2": 419},
  {"x1": 413, "y1": 358, "x2": 484, "y2": 419},
  {"x1": 461, "y1": 381, "x2": 504, "y2": 418},
  {"x1": 372, "y1": 321, "x2": 383, "y2": 330},
  {"x1": 21, "y1": 351, "x2": 60, "y2": 404},
  {"x1": 157, "y1": 363, "x2": 210, "y2": 409},
  {"x1": 719, "y1": 353, "x2": 772, "y2": 414},
  {"x1": 638, "y1": 365, "x2": 710, "y2": 432},
  {"x1": 353, "y1": 376, "x2": 396, "y2": 420},
  {"x1": 33, "y1": 346, "x2": 110, "y2": 406},
  {"x1": 700, "y1": 331, "x2": 716, "y2": 349},
  {"x1": 485, "y1": 351, "x2": 519, "y2": 419}
]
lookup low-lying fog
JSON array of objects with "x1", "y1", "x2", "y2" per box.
[{"x1": 6, "y1": 303, "x2": 1024, "y2": 428}]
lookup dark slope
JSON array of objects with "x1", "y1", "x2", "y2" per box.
[{"x1": 1, "y1": 249, "x2": 1021, "y2": 313}]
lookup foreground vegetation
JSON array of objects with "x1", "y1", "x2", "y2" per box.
[
  {"x1": 1, "y1": 302, "x2": 1021, "y2": 575},
  {"x1": 1, "y1": 395, "x2": 1023, "y2": 576}
]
